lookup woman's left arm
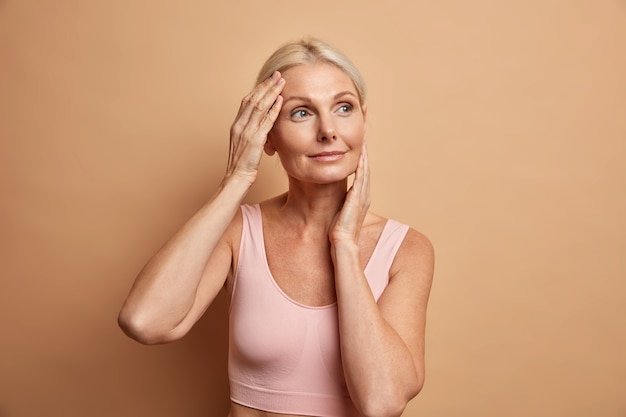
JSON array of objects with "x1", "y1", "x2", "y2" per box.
[{"x1": 330, "y1": 145, "x2": 435, "y2": 417}]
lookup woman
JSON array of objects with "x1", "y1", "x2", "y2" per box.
[{"x1": 118, "y1": 38, "x2": 434, "y2": 417}]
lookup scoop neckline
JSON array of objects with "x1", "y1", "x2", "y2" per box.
[{"x1": 254, "y1": 203, "x2": 389, "y2": 310}]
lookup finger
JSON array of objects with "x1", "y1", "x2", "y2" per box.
[
  {"x1": 351, "y1": 145, "x2": 366, "y2": 193},
  {"x1": 247, "y1": 78, "x2": 286, "y2": 128},
  {"x1": 360, "y1": 142, "x2": 371, "y2": 206},
  {"x1": 361, "y1": 142, "x2": 370, "y2": 190},
  {"x1": 235, "y1": 71, "x2": 281, "y2": 117},
  {"x1": 257, "y1": 94, "x2": 283, "y2": 136},
  {"x1": 235, "y1": 72, "x2": 285, "y2": 130}
]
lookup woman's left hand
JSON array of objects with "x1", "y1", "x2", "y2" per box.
[{"x1": 330, "y1": 142, "x2": 371, "y2": 245}]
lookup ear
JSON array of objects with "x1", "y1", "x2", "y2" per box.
[{"x1": 264, "y1": 137, "x2": 276, "y2": 156}]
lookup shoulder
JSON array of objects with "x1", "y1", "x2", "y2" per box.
[
  {"x1": 390, "y1": 224, "x2": 435, "y2": 285},
  {"x1": 400, "y1": 227, "x2": 434, "y2": 260},
  {"x1": 229, "y1": 195, "x2": 284, "y2": 249},
  {"x1": 364, "y1": 211, "x2": 433, "y2": 259}
]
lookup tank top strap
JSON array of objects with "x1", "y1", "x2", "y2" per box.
[
  {"x1": 231, "y1": 204, "x2": 264, "y2": 305},
  {"x1": 239, "y1": 203, "x2": 264, "y2": 258},
  {"x1": 364, "y1": 219, "x2": 410, "y2": 300}
]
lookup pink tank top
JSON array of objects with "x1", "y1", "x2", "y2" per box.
[{"x1": 228, "y1": 204, "x2": 409, "y2": 416}]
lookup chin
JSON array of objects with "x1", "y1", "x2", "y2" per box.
[
  {"x1": 283, "y1": 157, "x2": 358, "y2": 185},
  {"x1": 302, "y1": 167, "x2": 356, "y2": 185}
]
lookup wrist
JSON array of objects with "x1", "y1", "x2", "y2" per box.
[
  {"x1": 330, "y1": 239, "x2": 359, "y2": 258},
  {"x1": 220, "y1": 171, "x2": 255, "y2": 192},
  {"x1": 210, "y1": 173, "x2": 254, "y2": 210}
]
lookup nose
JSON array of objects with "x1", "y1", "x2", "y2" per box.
[{"x1": 317, "y1": 115, "x2": 336, "y2": 142}]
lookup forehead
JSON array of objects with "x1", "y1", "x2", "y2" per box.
[{"x1": 281, "y1": 63, "x2": 358, "y2": 99}]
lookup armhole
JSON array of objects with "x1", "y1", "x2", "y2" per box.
[{"x1": 228, "y1": 206, "x2": 246, "y2": 309}]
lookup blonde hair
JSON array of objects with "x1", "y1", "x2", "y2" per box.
[{"x1": 256, "y1": 37, "x2": 367, "y2": 104}]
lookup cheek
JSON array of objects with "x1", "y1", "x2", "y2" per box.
[
  {"x1": 341, "y1": 120, "x2": 366, "y2": 144},
  {"x1": 270, "y1": 121, "x2": 314, "y2": 151}
]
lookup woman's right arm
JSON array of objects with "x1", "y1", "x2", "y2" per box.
[{"x1": 118, "y1": 71, "x2": 285, "y2": 344}]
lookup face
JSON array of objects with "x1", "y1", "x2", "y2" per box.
[{"x1": 266, "y1": 62, "x2": 367, "y2": 185}]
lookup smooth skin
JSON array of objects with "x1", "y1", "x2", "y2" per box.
[{"x1": 118, "y1": 63, "x2": 434, "y2": 417}]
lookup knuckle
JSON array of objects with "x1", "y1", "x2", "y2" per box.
[
  {"x1": 252, "y1": 100, "x2": 265, "y2": 113},
  {"x1": 268, "y1": 102, "x2": 279, "y2": 115},
  {"x1": 230, "y1": 122, "x2": 243, "y2": 136},
  {"x1": 240, "y1": 97, "x2": 251, "y2": 109}
]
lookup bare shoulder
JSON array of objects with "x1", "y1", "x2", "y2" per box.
[
  {"x1": 390, "y1": 225, "x2": 435, "y2": 285},
  {"x1": 399, "y1": 227, "x2": 434, "y2": 263},
  {"x1": 363, "y1": 211, "x2": 433, "y2": 262}
]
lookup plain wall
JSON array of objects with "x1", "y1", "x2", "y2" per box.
[{"x1": 1, "y1": 1, "x2": 625, "y2": 416}]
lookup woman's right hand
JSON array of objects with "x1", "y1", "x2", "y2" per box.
[{"x1": 226, "y1": 71, "x2": 285, "y2": 184}]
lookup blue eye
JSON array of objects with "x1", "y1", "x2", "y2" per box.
[
  {"x1": 337, "y1": 104, "x2": 353, "y2": 113},
  {"x1": 291, "y1": 109, "x2": 309, "y2": 119}
]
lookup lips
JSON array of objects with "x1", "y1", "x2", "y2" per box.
[{"x1": 308, "y1": 151, "x2": 346, "y2": 161}]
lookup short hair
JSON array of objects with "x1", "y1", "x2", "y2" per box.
[{"x1": 256, "y1": 37, "x2": 367, "y2": 105}]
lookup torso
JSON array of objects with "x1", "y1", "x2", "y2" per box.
[{"x1": 226, "y1": 196, "x2": 388, "y2": 417}]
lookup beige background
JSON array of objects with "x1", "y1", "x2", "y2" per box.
[{"x1": 1, "y1": 1, "x2": 625, "y2": 416}]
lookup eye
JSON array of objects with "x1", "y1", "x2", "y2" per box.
[
  {"x1": 291, "y1": 109, "x2": 310, "y2": 119},
  {"x1": 337, "y1": 103, "x2": 354, "y2": 114}
]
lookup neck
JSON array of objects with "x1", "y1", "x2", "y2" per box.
[{"x1": 278, "y1": 177, "x2": 349, "y2": 231}]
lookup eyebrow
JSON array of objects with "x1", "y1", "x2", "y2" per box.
[{"x1": 282, "y1": 91, "x2": 358, "y2": 105}]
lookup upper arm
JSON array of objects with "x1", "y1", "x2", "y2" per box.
[
  {"x1": 167, "y1": 211, "x2": 242, "y2": 340},
  {"x1": 377, "y1": 228, "x2": 435, "y2": 377}
]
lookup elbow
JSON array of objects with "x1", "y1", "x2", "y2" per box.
[
  {"x1": 117, "y1": 311, "x2": 157, "y2": 345},
  {"x1": 117, "y1": 308, "x2": 179, "y2": 345},
  {"x1": 411, "y1": 371, "x2": 425, "y2": 398},
  {"x1": 359, "y1": 397, "x2": 407, "y2": 417},
  {"x1": 358, "y1": 377, "x2": 424, "y2": 417}
]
